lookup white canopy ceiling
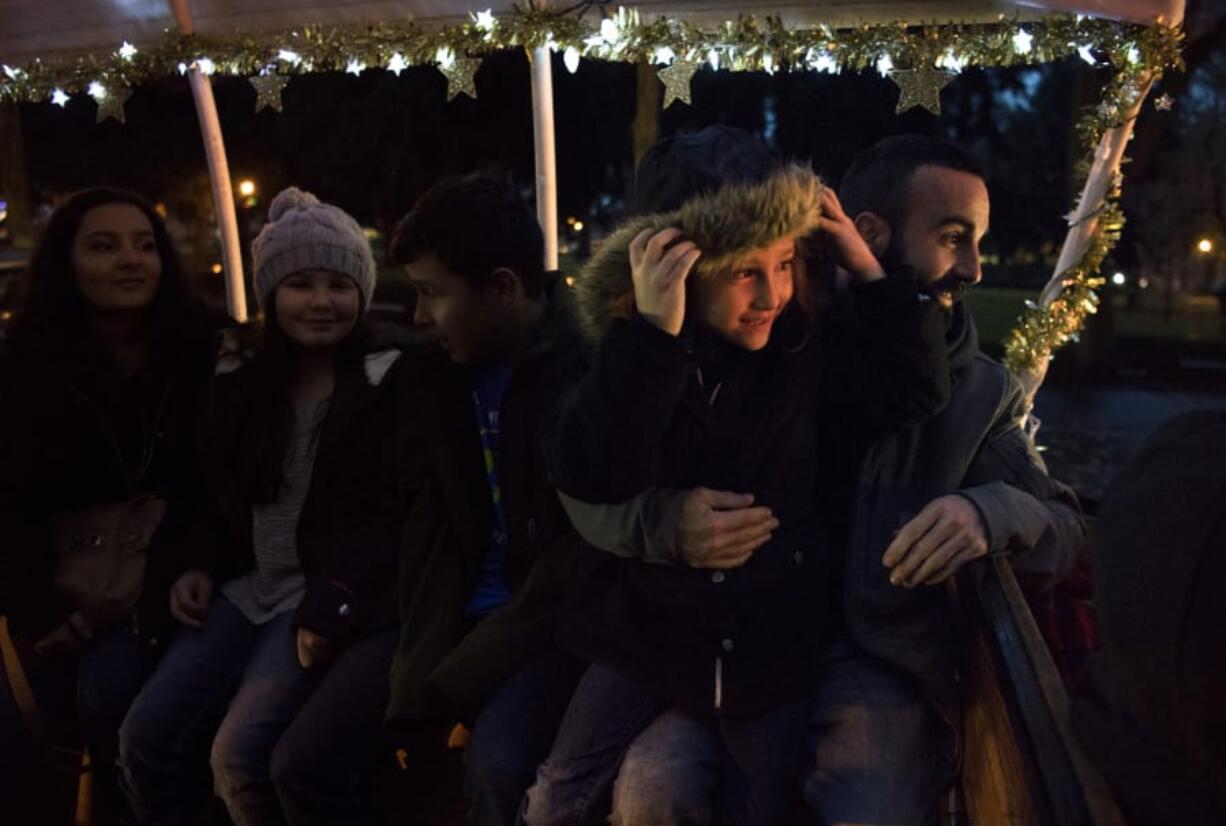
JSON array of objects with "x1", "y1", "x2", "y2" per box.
[{"x1": 0, "y1": 0, "x2": 1181, "y2": 65}]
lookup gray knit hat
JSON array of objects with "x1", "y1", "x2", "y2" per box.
[{"x1": 251, "y1": 187, "x2": 377, "y2": 309}]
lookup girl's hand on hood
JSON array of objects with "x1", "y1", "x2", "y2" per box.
[{"x1": 629, "y1": 226, "x2": 702, "y2": 337}]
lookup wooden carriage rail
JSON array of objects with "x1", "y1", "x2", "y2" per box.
[{"x1": 961, "y1": 558, "x2": 1125, "y2": 826}]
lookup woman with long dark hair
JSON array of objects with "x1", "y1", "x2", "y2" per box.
[
  {"x1": 118, "y1": 188, "x2": 404, "y2": 826},
  {"x1": 0, "y1": 187, "x2": 216, "y2": 823}
]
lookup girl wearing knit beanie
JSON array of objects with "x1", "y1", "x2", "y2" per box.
[{"x1": 118, "y1": 188, "x2": 404, "y2": 826}]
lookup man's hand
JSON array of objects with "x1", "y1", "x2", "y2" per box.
[
  {"x1": 169, "y1": 569, "x2": 213, "y2": 629},
  {"x1": 629, "y1": 227, "x2": 702, "y2": 336},
  {"x1": 882, "y1": 495, "x2": 989, "y2": 587},
  {"x1": 676, "y1": 488, "x2": 778, "y2": 570},
  {"x1": 296, "y1": 627, "x2": 332, "y2": 669},
  {"x1": 818, "y1": 187, "x2": 886, "y2": 283}
]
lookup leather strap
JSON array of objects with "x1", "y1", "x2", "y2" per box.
[{"x1": 0, "y1": 614, "x2": 47, "y2": 747}]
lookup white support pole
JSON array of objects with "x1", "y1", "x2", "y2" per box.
[
  {"x1": 168, "y1": 0, "x2": 248, "y2": 323},
  {"x1": 1021, "y1": 2, "x2": 1184, "y2": 402},
  {"x1": 1042, "y1": 78, "x2": 1153, "y2": 307},
  {"x1": 529, "y1": 46, "x2": 559, "y2": 273}
]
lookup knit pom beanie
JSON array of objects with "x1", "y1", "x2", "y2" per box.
[{"x1": 251, "y1": 187, "x2": 377, "y2": 309}]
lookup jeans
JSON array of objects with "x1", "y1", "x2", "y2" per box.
[
  {"x1": 586, "y1": 642, "x2": 949, "y2": 826},
  {"x1": 611, "y1": 701, "x2": 808, "y2": 826},
  {"x1": 78, "y1": 628, "x2": 157, "y2": 824},
  {"x1": 463, "y1": 648, "x2": 583, "y2": 826},
  {"x1": 522, "y1": 663, "x2": 807, "y2": 826},
  {"x1": 118, "y1": 596, "x2": 396, "y2": 826},
  {"x1": 800, "y1": 642, "x2": 954, "y2": 826}
]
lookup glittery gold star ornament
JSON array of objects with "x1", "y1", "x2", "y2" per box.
[
  {"x1": 250, "y1": 74, "x2": 290, "y2": 112},
  {"x1": 439, "y1": 57, "x2": 481, "y2": 101},
  {"x1": 95, "y1": 85, "x2": 132, "y2": 123},
  {"x1": 658, "y1": 60, "x2": 699, "y2": 108},
  {"x1": 890, "y1": 67, "x2": 954, "y2": 115},
  {"x1": 1154, "y1": 93, "x2": 1174, "y2": 111}
]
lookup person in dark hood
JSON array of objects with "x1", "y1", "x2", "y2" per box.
[
  {"x1": 556, "y1": 134, "x2": 1086, "y2": 824},
  {"x1": 1071, "y1": 410, "x2": 1226, "y2": 826},
  {"x1": 522, "y1": 127, "x2": 949, "y2": 825}
]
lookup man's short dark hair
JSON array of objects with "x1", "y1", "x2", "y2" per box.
[
  {"x1": 839, "y1": 135, "x2": 985, "y2": 228},
  {"x1": 389, "y1": 172, "x2": 546, "y2": 296}
]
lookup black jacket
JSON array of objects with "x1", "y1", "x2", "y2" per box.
[
  {"x1": 387, "y1": 287, "x2": 589, "y2": 722},
  {"x1": 1071, "y1": 411, "x2": 1226, "y2": 826},
  {"x1": 548, "y1": 271, "x2": 948, "y2": 717},
  {"x1": 0, "y1": 328, "x2": 214, "y2": 646},
  {"x1": 178, "y1": 342, "x2": 404, "y2": 646}
]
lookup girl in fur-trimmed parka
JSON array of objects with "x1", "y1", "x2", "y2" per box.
[
  {"x1": 524, "y1": 128, "x2": 949, "y2": 825},
  {"x1": 118, "y1": 188, "x2": 403, "y2": 826}
]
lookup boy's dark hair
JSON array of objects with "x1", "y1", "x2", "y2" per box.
[
  {"x1": 839, "y1": 135, "x2": 985, "y2": 229},
  {"x1": 389, "y1": 172, "x2": 546, "y2": 297}
]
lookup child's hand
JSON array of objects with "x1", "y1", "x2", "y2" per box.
[
  {"x1": 169, "y1": 569, "x2": 213, "y2": 629},
  {"x1": 819, "y1": 187, "x2": 886, "y2": 283},
  {"x1": 297, "y1": 627, "x2": 332, "y2": 669},
  {"x1": 628, "y1": 227, "x2": 702, "y2": 336}
]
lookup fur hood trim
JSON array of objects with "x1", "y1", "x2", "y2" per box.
[{"x1": 574, "y1": 164, "x2": 823, "y2": 340}]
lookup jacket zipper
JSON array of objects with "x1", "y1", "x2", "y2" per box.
[{"x1": 695, "y1": 367, "x2": 723, "y2": 407}]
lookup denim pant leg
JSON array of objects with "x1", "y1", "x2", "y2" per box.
[
  {"x1": 611, "y1": 707, "x2": 720, "y2": 826},
  {"x1": 521, "y1": 663, "x2": 666, "y2": 826},
  {"x1": 269, "y1": 624, "x2": 398, "y2": 826},
  {"x1": 210, "y1": 609, "x2": 318, "y2": 826},
  {"x1": 78, "y1": 628, "x2": 157, "y2": 823},
  {"x1": 119, "y1": 597, "x2": 260, "y2": 826},
  {"x1": 465, "y1": 647, "x2": 584, "y2": 826},
  {"x1": 716, "y1": 700, "x2": 809, "y2": 826},
  {"x1": 800, "y1": 642, "x2": 953, "y2": 826}
]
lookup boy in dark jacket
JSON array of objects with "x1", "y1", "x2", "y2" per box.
[{"x1": 384, "y1": 173, "x2": 588, "y2": 826}]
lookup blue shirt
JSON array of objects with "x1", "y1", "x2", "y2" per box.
[{"x1": 465, "y1": 365, "x2": 514, "y2": 617}]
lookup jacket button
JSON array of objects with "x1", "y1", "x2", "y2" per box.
[
  {"x1": 337, "y1": 603, "x2": 351, "y2": 617},
  {"x1": 721, "y1": 637, "x2": 735, "y2": 653},
  {"x1": 711, "y1": 571, "x2": 725, "y2": 584}
]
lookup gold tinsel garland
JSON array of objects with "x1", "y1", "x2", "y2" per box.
[{"x1": 0, "y1": 8, "x2": 1184, "y2": 374}]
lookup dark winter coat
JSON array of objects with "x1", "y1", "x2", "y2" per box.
[
  {"x1": 837, "y1": 303, "x2": 1085, "y2": 756},
  {"x1": 177, "y1": 339, "x2": 405, "y2": 647},
  {"x1": 1072, "y1": 410, "x2": 1226, "y2": 826},
  {"x1": 0, "y1": 327, "x2": 214, "y2": 648},
  {"x1": 550, "y1": 290, "x2": 946, "y2": 717},
  {"x1": 547, "y1": 164, "x2": 949, "y2": 717},
  {"x1": 386, "y1": 286, "x2": 589, "y2": 723}
]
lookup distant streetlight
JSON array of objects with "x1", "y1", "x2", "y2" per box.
[
  {"x1": 237, "y1": 179, "x2": 257, "y2": 198},
  {"x1": 1197, "y1": 238, "x2": 1213, "y2": 254},
  {"x1": 1111, "y1": 272, "x2": 1126, "y2": 286}
]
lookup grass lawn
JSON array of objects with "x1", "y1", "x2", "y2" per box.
[{"x1": 963, "y1": 286, "x2": 1225, "y2": 349}]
